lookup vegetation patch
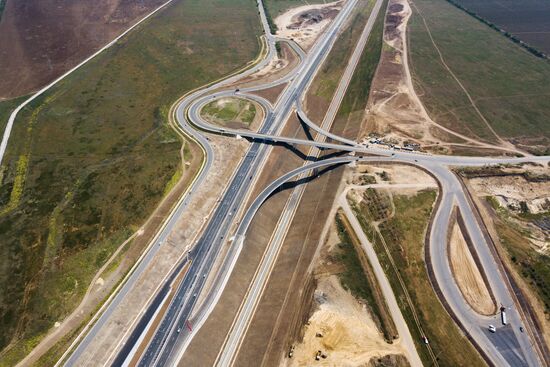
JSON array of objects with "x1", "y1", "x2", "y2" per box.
[
  {"x1": 0, "y1": 0, "x2": 5, "y2": 22},
  {"x1": 334, "y1": 0, "x2": 385, "y2": 121},
  {"x1": 486, "y1": 197, "x2": 550, "y2": 313},
  {"x1": 309, "y1": 0, "x2": 376, "y2": 102},
  {"x1": 201, "y1": 97, "x2": 257, "y2": 128},
  {"x1": 335, "y1": 212, "x2": 398, "y2": 343},
  {"x1": 351, "y1": 190, "x2": 486, "y2": 366},
  {"x1": 0, "y1": 0, "x2": 262, "y2": 363},
  {"x1": 408, "y1": 0, "x2": 550, "y2": 153},
  {"x1": 457, "y1": 166, "x2": 550, "y2": 182}
]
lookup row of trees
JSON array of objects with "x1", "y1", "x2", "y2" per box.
[
  {"x1": 445, "y1": 0, "x2": 549, "y2": 60},
  {"x1": 258, "y1": 1, "x2": 278, "y2": 34}
]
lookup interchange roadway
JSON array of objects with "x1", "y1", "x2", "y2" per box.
[
  {"x1": 68, "y1": 0, "x2": 361, "y2": 365},
  {"x1": 59, "y1": 0, "x2": 550, "y2": 366}
]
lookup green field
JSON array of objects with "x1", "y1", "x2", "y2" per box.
[
  {"x1": 408, "y1": 0, "x2": 550, "y2": 153},
  {"x1": 351, "y1": 189, "x2": 486, "y2": 366},
  {"x1": 331, "y1": 0, "x2": 385, "y2": 135},
  {"x1": 0, "y1": 0, "x2": 262, "y2": 364},
  {"x1": 201, "y1": 97, "x2": 257, "y2": 127}
]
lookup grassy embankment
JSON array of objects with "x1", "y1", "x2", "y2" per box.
[
  {"x1": 334, "y1": 212, "x2": 398, "y2": 343},
  {"x1": 408, "y1": 0, "x2": 550, "y2": 153},
  {"x1": 330, "y1": 0, "x2": 386, "y2": 134},
  {"x1": 201, "y1": 97, "x2": 257, "y2": 127},
  {"x1": 0, "y1": 0, "x2": 262, "y2": 364},
  {"x1": 486, "y1": 196, "x2": 550, "y2": 314},
  {"x1": 351, "y1": 189, "x2": 486, "y2": 366},
  {"x1": 304, "y1": 0, "x2": 385, "y2": 144},
  {"x1": 308, "y1": 0, "x2": 376, "y2": 108}
]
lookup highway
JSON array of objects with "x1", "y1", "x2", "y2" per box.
[
  {"x1": 59, "y1": 0, "x2": 279, "y2": 365},
  {"x1": 215, "y1": 0, "x2": 388, "y2": 363},
  {"x1": 424, "y1": 161, "x2": 540, "y2": 367},
  {"x1": 57, "y1": 0, "x2": 549, "y2": 366},
  {"x1": 121, "y1": 0, "x2": 361, "y2": 366}
]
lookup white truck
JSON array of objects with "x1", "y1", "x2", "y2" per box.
[{"x1": 501, "y1": 307, "x2": 507, "y2": 325}]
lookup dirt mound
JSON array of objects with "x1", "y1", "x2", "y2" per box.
[
  {"x1": 275, "y1": 1, "x2": 342, "y2": 50},
  {"x1": 469, "y1": 174, "x2": 550, "y2": 215},
  {"x1": 285, "y1": 276, "x2": 406, "y2": 366},
  {"x1": 287, "y1": 8, "x2": 339, "y2": 29},
  {"x1": 0, "y1": 0, "x2": 166, "y2": 99}
]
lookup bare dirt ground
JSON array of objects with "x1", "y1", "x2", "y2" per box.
[
  {"x1": 234, "y1": 42, "x2": 299, "y2": 89},
  {"x1": 448, "y1": 219, "x2": 495, "y2": 316},
  {"x1": 460, "y1": 163, "x2": 549, "y2": 254},
  {"x1": 363, "y1": 0, "x2": 521, "y2": 156},
  {"x1": 0, "y1": 0, "x2": 166, "y2": 99},
  {"x1": 354, "y1": 163, "x2": 436, "y2": 188},
  {"x1": 469, "y1": 174, "x2": 550, "y2": 215},
  {"x1": 284, "y1": 276, "x2": 406, "y2": 366},
  {"x1": 275, "y1": 1, "x2": 343, "y2": 50},
  {"x1": 252, "y1": 82, "x2": 288, "y2": 105}
]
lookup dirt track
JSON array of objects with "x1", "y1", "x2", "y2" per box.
[{"x1": 364, "y1": 0, "x2": 522, "y2": 156}]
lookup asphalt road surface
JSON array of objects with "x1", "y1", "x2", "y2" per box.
[{"x1": 58, "y1": 0, "x2": 549, "y2": 366}]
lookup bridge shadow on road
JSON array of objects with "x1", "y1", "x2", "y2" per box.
[
  {"x1": 266, "y1": 162, "x2": 347, "y2": 200},
  {"x1": 245, "y1": 137, "x2": 348, "y2": 162}
]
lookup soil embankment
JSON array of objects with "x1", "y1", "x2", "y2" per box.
[{"x1": 448, "y1": 211, "x2": 496, "y2": 316}]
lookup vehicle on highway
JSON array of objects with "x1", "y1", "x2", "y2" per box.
[
  {"x1": 501, "y1": 307, "x2": 508, "y2": 325},
  {"x1": 489, "y1": 325, "x2": 496, "y2": 333}
]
